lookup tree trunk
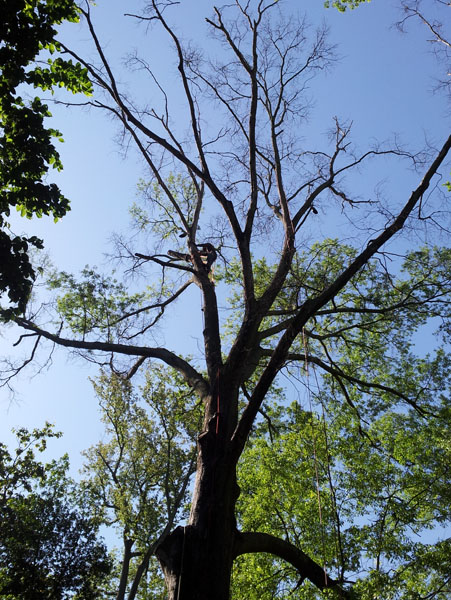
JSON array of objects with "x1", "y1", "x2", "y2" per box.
[
  {"x1": 157, "y1": 522, "x2": 235, "y2": 600},
  {"x1": 157, "y1": 389, "x2": 239, "y2": 600}
]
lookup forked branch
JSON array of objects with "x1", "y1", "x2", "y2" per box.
[{"x1": 232, "y1": 133, "x2": 451, "y2": 459}]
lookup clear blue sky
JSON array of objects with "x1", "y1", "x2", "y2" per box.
[{"x1": 1, "y1": 0, "x2": 449, "y2": 474}]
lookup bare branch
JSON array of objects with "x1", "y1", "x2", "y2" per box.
[
  {"x1": 13, "y1": 318, "x2": 209, "y2": 399},
  {"x1": 232, "y1": 134, "x2": 451, "y2": 459},
  {"x1": 0, "y1": 334, "x2": 41, "y2": 389}
]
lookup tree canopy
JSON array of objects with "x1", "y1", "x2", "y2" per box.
[{"x1": 1, "y1": 1, "x2": 450, "y2": 599}]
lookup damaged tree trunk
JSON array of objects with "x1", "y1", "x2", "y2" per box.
[
  {"x1": 157, "y1": 508, "x2": 237, "y2": 600},
  {"x1": 157, "y1": 389, "x2": 240, "y2": 600}
]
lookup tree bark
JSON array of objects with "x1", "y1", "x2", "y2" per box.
[
  {"x1": 157, "y1": 523, "x2": 235, "y2": 600},
  {"x1": 116, "y1": 536, "x2": 133, "y2": 600},
  {"x1": 234, "y1": 532, "x2": 351, "y2": 598},
  {"x1": 157, "y1": 379, "x2": 240, "y2": 600},
  {"x1": 156, "y1": 447, "x2": 239, "y2": 599}
]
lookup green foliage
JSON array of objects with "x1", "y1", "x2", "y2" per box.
[
  {"x1": 232, "y1": 396, "x2": 450, "y2": 599},
  {"x1": 132, "y1": 173, "x2": 200, "y2": 244},
  {"x1": 0, "y1": 0, "x2": 93, "y2": 319},
  {"x1": 28, "y1": 58, "x2": 93, "y2": 95},
  {"x1": 47, "y1": 267, "x2": 150, "y2": 340},
  {"x1": 70, "y1": 241, "x2": 449, "y2": 598},
  {"x1": 0, "y1": 424, "x2": 111, "y2": 599},
  {"x1": 213, "y1": 240, "x2": 451, "y2": 598},
  {"x1": 324, "y1": 0, "x2": 372, "y2": 11},
  {"x1": 220, "y1": 241, "x2": 450, "y2": 402},
  {"x1": 47, "y1": 236, "x2": 450, "y2": 598},
  {"x1": 81, "y1": 366, "x2": 202, "y2": 597}
]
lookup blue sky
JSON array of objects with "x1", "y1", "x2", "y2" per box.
[{"x1": 1, "y1": 0, "x2": 449, "y2": 476}]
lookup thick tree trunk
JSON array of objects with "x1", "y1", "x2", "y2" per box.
[
  {"x1": 157, "y1": 522, "x2": 235, "y2": 600},
  {"x1": 156, "y1": 462, "x2": 238, "y2": 600},
  {"x1": 157, "y1": 386, "x2": 239, "y2": 600}
]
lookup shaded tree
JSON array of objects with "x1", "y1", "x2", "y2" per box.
[
  {"x1": 3, "y1": 1, "x2": 451, "y2": 599},
  {"x1": 0, "y1": 424, "x2": 111, "y2": 599}
]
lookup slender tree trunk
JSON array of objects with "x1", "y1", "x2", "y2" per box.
[
  {"x1": 117, "y1": 536, "x2": 133, "y2": 600},
  {"x1": 157, "y1": 387, "x2": 239, "y2": 600}
]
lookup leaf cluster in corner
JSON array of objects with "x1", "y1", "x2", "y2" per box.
[{"x1": 0, "y1": 0, "x2": 92, "y2": 319}]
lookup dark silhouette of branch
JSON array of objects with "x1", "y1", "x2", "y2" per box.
[
  {"x1": 234, "y1": 531, "x2": 350, "y2": 598},
  {"x1": 13, "y1": 318, "x2": 209, "y2": 398},
  {"x1": 231, "y1": 134, "x2": 451, "y2": 460}
]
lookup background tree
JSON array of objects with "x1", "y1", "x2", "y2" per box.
[
  {"x1": 2, "y1": 1, "x2": 450, "y2": 599},
  {"x1": 81, "y1": 366, "x2": 202, "y2": 600},
  {"x1": 0, "y1": 424, "x2": 111, "y2": 599}
]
